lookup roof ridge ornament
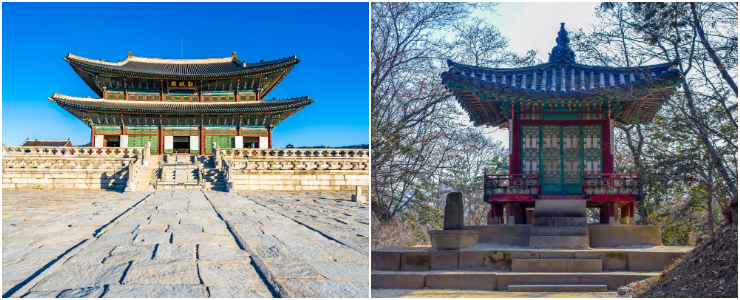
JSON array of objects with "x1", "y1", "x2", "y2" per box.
[
  {"x1": 548, "y1": 23, "x2": 576, "y2": 64},
  {"x1": 127, "y1": 51, "x2": 132, "y2": 58}
]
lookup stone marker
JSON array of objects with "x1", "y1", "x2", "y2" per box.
[
  {"x1": 443, "y1": 192, "x2": 463, "y2": 230},
  {"x1": 351, "y1": 186, "x2": 366, "y2": 203}
]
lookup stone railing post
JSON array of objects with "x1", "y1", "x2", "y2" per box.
[
  {"x1": 143, "y1": 142, "x2": 151, "y2": 167},
  {"x1": 213, "y1": 142, "x2": 222, "y2": 169}
]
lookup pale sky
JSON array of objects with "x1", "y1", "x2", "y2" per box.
[{"x1": 467, "y1": 2, "x2": 601, "y2": 144}]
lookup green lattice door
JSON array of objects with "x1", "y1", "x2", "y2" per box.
[
  {"x1": 541, "y1": 125, "x2": 563, "y2": 193},
  {"x1": 522, "y1": 125, "x2": 602, "y2": 194}
]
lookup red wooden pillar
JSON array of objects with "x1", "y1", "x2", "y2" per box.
[
  {"x1": 90, "y1": 126, "x2": 95, "y2": 147},
  {"x1": 200, "y1": 126, "x2": 205, "y2": 155},
  {"x1": 268, "y1": 127, "x2": 273, "y2": 148},
  {"x1": 507, "y1": 202, "x2": 516, "y2": 225},
  {"x1": 489, "y1": 203, "x2": 495, "y2": 225},
  {"x1": 620, "y1": 203, "x2": 628, "y2": 224},
  {"x1": 159, "y1": 125, "x2": 164, "y2": 154},
  {"x1": 509, "y1": 113, "x2": 520, "y2": 175},
  {"x1": 602, "y1": 119, "x2": 614, "y2": 173},
  {"x1": 608, "y1": 202, "x2": 616, "y2": 225}
]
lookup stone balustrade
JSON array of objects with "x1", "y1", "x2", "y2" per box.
[
  {"x1": 2, "y1": 146, "x2": 144, "y2": 190},
  {"x1": 218, "y1": 148, "x2": 369, "y2": 159},
  {"x1": 3, "y1": 146, "x2": 146, "y2": 157},
  {"x1": 218, "y1": 148, "x2": 370, "y2": 191}
]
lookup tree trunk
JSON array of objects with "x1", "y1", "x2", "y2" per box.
[
  {"x1": 681, "y1": 78, "x2": 738, "y2": 204},
  {"x1": 691, "y1": 2, "x2": 738, "y2": 97},
  {"x1": 618, "y1": 125, "x2": 650, "y2": 224}
]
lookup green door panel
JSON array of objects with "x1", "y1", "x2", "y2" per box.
[{"x1": 522, "y1": 124, "x2": 602, "y2": 194}]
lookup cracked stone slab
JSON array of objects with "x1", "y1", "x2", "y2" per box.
[
  {"x1": 102, "y1": 284, "x2": 205, "y2": 298},
  {"x1": 122, "y1": 259, "x2": 199, "y2": 285},
  {"x1": 30, "y1": 262, "x2": 128, "y2": 292},
  {"x1": 2, "y1": 259, "x2": 50, "y2": 284},
  {"x1": 171, "y1": 232, "x2": 216, "y2": 245},
  {"x1": 307, "y1": 261, "x2": 368, "y2": 282},
  {"x1": 132, "y1": 232, "x2": 171, "y2": 245},
  {"x1": 197, "y1": 261, "x2": 269, "y2": 293},
  {"x1": 21, "y1": 291, "x2": 62, "y2": 298},
  {"x1": 265, "y1": 259, "x2": 323, "y2": 279},
  {"x1": 197, "y1": 245, "x2": 250, "y2": 263},
  {"x1": 103, "y1": 245, "x2": 155, "y2": 263},
  {"x1": 304, "y1": 280, "x2": 369, "y2": 298},
  {"x1": 57, "y1": 286, "x2": 105, "y2": 298},
  {"x1": 154, "y1": 244, "x2": 194, "y2": 260}
]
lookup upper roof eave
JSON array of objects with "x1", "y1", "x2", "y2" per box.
[
  {"x1": 444, "y1": 59, "x2": 680, "y2": 75},
  {"x1": 48, "y1": 93, "x2": 315, "y2": 114},
  {"x1": 64, "y1": 53, "x2": 301, "y2": 78}
]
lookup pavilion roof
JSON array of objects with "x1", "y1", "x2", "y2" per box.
[
  {"x1": 49, "y1": 93, "x2": 313, "y2": 115},
  {"x1": 20, "y1": 139, "x2": 72, "y2": 147},
  {"x1": 441, "y1": 23, "x2": 683, "y2": 126},
  {"x1": 64, "y1": 52, "x2": 300, "y2": 97}
]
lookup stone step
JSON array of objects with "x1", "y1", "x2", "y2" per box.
[
  {"x1": 511, "y1": 259, "x2": 602, "y2": 272},
  {"x1": 533, "y1": 199, "x2": 587, "y2": 218},
  {"x1": 530, "y1": 235, "x2": 589, "y2": 249},
  {"x1": 530, "y1": 226, "x2": 589, "y2": 236},
  {"x1": 507, "y1": 284, "x2": 607, "y2": 292},
  {"x1": 370, "y1": 271, "x2": 659, "y2": 291},
  {"x1": 532, "y1": 217, "x2": 587, "y2": 227}
]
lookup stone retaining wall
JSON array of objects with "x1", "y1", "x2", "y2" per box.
[
  {"x1": 2, "y1": 168, "x2": 130, "y2": 190},
  {"x1": 2, "y1": 146, "x2": 143, "y2": 191},
  {"x1": 219, "y1": 148, "x2": 370, "y2": 192},
  {"x1": 229, "y1": 170, "x2": 369, "y2": 191}
]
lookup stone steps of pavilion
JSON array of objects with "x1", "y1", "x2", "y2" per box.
[
  {"x1": 370, "y1": 270, "x2": 659, "y2": 291},
  {"x1": 530, "y1": 199, "x2": 589, "y2": 249}
]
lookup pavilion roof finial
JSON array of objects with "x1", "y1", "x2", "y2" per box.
[{"x1": 548, "y1": 23, "x2": 576, "y2": 64}]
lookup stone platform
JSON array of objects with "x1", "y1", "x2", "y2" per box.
[
  {"x1": 2, "y1": 189, "x2": 369, "y2": 298},
  {"x1": 371, "y1": 244, "x2": 691, "y2": 292}
]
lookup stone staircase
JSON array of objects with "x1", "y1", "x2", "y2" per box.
[
  {"x1": 132, "y1": 155, "x2": 225, "y2": 191},
  {"x1": 370, "y1": 246, "x2": 689, "y2": 292},
  {"x1": 530, "y1": 199, "x2": 590, "y2": 249}
]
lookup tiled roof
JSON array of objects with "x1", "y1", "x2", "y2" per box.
[
  {"x1": 49, "y1": 94, "x2": 314, "y2": 114},
  {"x1": 21, "y1": 139, "x2": 72, "y2": 147},
  {"x1": 65, "y1": 53, "x2": 300, "y2": 77},
  {"x1": 442, "y1": 59, "x2": 680, "y2": 99},
  {"x1": 440, "y1": 23, "x2": 683, "y2": 126}
]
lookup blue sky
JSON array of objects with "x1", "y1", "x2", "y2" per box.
[{"x1": 2, "y1": 2, "x2": 369, "y2": 147}]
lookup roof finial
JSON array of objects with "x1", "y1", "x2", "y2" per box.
[
  {"x1": 232, "y1": 52, "x2": 237, "y2": 59},
  {"x1": 127, "y1": 51, "x2": 132, "y2": 58},
  {"x1": 548, "y1": 23, "x2": 575, "y2": 64}
]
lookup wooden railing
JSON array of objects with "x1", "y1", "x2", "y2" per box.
[
  {"x1": 484, "y1": 172, "x2": 540, "y2": 196},
  {"x1": 583, "y1": 173, "x2": 641, "y2": 196}
]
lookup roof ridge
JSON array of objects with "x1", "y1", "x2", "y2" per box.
[
  {"x1": 67, "y1": 53, "x2": 298, "y2": 67},
  {"x1": 50, "y1": 93, "x2": 309, "y2": 103}
]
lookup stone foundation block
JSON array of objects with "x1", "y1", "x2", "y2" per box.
[
  {"x1": 371, "y1": 252, "x2": 401, "y2": 271},
  {"x1": 511, "y1": 259, "x2": 602, "y2": 272},
  {"x1": 627, "y1": 251, "x2": 685, "y2": 271},
  {"x1": 429, "y1": 250, "x2": 458, "y2": 270},
  {"x1": 401, "y1": 251, "x2": 430, "y2": 271},
  {"x1": 426, "y1": 273, "x2": 496, "y2": 290},
  {"x1": 496, "y1": 273, "x2": 580, "y2": 290},
  {"x1": 371, "y1": 274, "x2": 425, "y2": 289},
  {"x1": 573, "y1": 251, "x2": 627, "y2": 271}
]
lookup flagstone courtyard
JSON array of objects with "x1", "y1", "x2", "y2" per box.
[{"x1": 2, "y1": 190, "x2": 369, "y2": 298}]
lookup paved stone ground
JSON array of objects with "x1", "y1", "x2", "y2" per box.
[
  {"x1": 2, "y1": 190, "x2": 369, "y2": 298},
  {"x1": 371, "y1": 289, "x2": 618, "y2": 298}
]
